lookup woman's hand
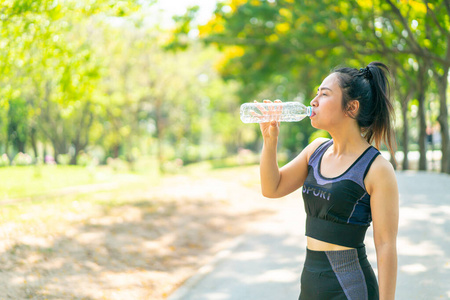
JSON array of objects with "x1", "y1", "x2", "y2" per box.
[{"x1": 253, "y1": 99, "x2": 282, "y2": 143}]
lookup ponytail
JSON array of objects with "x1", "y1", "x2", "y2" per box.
[{"x1": 333, "y1": 62, "x2": 396, "y2": 162}]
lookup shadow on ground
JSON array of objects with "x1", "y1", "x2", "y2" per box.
[{"x1": 0, "y1": 170, "x2": 276, "y2": 299}]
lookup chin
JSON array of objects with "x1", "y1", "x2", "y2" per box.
[{"x1": 310, "y1": 120, "x2": 321, "y2": 130}]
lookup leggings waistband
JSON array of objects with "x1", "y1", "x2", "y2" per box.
[{"x1": 304, "y1": 247, "x2": 371, "y2": 270}]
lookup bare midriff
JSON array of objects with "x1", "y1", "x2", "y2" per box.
[{"x1": 307, "y1": 237, "x2": 354, "y2": 251}]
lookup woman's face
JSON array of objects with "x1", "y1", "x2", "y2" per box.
[{"x1": 309, "y1": 73, "x2": 346, "y2": 130}]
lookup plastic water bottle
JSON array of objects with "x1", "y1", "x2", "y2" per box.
[{"x1": 240, "y1": 101, "x2": 312, "y2": 123}]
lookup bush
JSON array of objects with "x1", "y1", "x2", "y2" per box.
[
  {"x1": 179, "y1": 144, "x2": 227, "y2": 165},
  {"x1": 106, "y1": 157, "x2": 129, "y2": 172},
  {"x1": 0, "y1": 154, "x2": 10, "y2": 167},
  {"x1": 162, "y1": 158, "x2": 184, "y2": 173},
  {"x1": 45, "y1": 155, "x2": 56, "y2": 165},
  {"x1": 12, "y1": 152, "x2": 33, "y2": 166},
  {"x1": 57, "y1": 154, "x2": 71, "y2": 165},
  {"x1": 78, "y1": 152, "x2": 93, "y2": 167}
]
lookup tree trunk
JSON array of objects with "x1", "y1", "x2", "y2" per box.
[
  {"x1": 154, "y1": 97, "x2": 165, "y2": 174},
  {"x1": 40, "y1": 81, "x2": 68, "y2": 164},
  {"x1": 391, "y1": 64, "x2": 413, "y2": 171},
  {"x1": 112, "y1": 144, "x2": 120, "y2": 158},
  {"x1": 401, "y1": 94, "x2": 410, "y2": 170},
  {"x1": 70, "y1": 151, "x2": 78, "y2": 165},
  {"x1": 30, "y1": 126, "x2": 38, "y2": 161},
  {"x1": 51, "y1": 128, "x2": 68, "y2": 164},
  {"x1": 417, "y1": 63, "x2": 428, "y2": 171},
  {"x1": 51, "y1": 139, "x2": 61, "y2": 164},
  {"x1": 437, "y1": 67, "x2": 449, "y2": 173},
  {"x1": 70, "y1": 103, "x2": 93, "y2": 165}
]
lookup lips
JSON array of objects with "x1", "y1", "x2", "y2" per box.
[{"x1": 310, "y1": 111, "x2": 316, "y2": 118}]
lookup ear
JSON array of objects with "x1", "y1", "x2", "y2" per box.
[{"x1": 346, "y1": 100, "x2": 360, "y2": 118}]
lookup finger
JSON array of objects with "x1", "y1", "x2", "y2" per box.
[
  {"x1": 255, "y1": 100, "x2": 269, "y2": 115},
  {"x1": 274, "y1": 100, "x2": 283, "y2": 112},
  {"x1": 269, "y1": 120, "x2": 279, "y2": 135},
  {"x1": 273, "y1": 99, "x2": 282, "y2": 121},
  {"x1": 256, "y1": 104, "x2": 268, "y2": 115},
  {"x1": 264, "y1": 100, "x2": 275, "y2": 118},
  {"x1": 251, "y1": 111, "x2": 268, "y2": 125}
]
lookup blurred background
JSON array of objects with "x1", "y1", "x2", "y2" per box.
[
  {"x1": 1, "y1": 0, "x2": 449, "y2": 176},
  {"x1": 0, "y1": 0, "x2": 449, "y2": 299}
]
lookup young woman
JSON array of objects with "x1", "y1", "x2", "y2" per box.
[{"x1": 257, "y1": 62, "x2": 399, "y2": 300}]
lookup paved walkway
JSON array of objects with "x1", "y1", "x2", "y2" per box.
[{"x1": 168, "y1": 172, "x2": 450, "y2": 300}]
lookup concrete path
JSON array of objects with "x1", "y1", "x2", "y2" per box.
[{"x1": 168, "y1": 172, "x2": 450, "y2": 300}]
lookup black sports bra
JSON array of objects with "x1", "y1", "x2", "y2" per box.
[{"x1": 302, "y1": 139, "x2": 380, "y2": 248}]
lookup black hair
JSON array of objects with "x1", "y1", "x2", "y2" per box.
[{"x1": 333, "y1": 61, "x2": 396, "y2": 161}]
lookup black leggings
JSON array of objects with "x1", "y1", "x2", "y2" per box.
[{"x1": 299, "y1": 247, "x2": 379, "y2": 300}]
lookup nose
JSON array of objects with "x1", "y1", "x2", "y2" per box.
[{"x1": 310, "y1": 95, "x2": 318, "y2": 107}]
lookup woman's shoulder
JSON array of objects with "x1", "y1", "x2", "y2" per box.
[
  {"x1": 370, "y1": 153, "x2": 395, "y2": 174},
  {"x1": 304, "y1": 137, "x2": 330, "y2": 160},
  {"x1": 365, "y1": 153, "x2": 397, "y2": 194}
]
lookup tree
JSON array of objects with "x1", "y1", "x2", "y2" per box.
[
  {"x1": 382, "y1": 0, "x2": 450, "y2": 172},
  {"x1": 191, "y1": 0, "x2": 449, "y2": 172},
  {"x1": 0, "y1": 0, "x2": 142, "y2": 163}
]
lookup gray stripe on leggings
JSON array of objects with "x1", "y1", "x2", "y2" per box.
[{"x1": 325, "y1": 249, "x2": 368, "y2": 300}]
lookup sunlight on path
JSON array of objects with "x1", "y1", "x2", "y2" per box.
[{"x1": 169, "y1": 171, "x2": 450, "y2": 300}]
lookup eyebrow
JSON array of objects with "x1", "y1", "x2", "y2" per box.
[{"x1": 317, "y1": 87, "x2": 333, "y2": 92}]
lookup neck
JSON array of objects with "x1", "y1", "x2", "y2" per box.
[{"x1": 328, "y1": 123, "x2": 369, "y2": 156}]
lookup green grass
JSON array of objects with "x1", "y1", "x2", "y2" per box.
[
  {"x1": 0, "y1": 165, "x2": 111, "y2": 200},
  {"x1": 0, "y1": 153, "x2": 263, "y2": 201},
  {"x1": 0, "y1": 162, "x2": 261, "y2": 239},
  {"x1": 0, "y1": 175, "x2": 161, "y2": 228},
  {"x1": 0, "y1": 155, "x2": 260, "y2": 224},
  {"x1": 0, "y1": 187, "x2": 133, "y2": 225},
  {"x1": 0, "y1": 159, "x2": 161, "y2": 200},
  {"x1": 0, "y1": 157, "x2": 160, "y2": 225}
]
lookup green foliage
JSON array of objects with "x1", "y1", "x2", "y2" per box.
[
  {"x1": 0, "y1": 0, "x2": 247, "y2": 171},
  {"x1": 1, "y1": 0, "x2": 449, "y2": 173},
  {"x1": 0, "y1": 154, "x2": 10, "y2": 167},
  {"x1": 0, "y1": 0, "x2": 143, "y2": 162},
  {"x1": 56, "y1": 154, "x2": 71, "y2": 165},
  {"x1": 7, "y1": 97, "x2": 28, "y2": 154},
  {"x1": 309, "y1": 130, "x2": 331, "y2": 144},
  {"x1": 191, "y1": 0, "x2": 449, "y2": 169},
  {"x1": 11, "y1": 152, "x2": 32, "y2": 166},
  {"x1": 164, "y1": 5, "x2": 200, "y2": 51}
]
